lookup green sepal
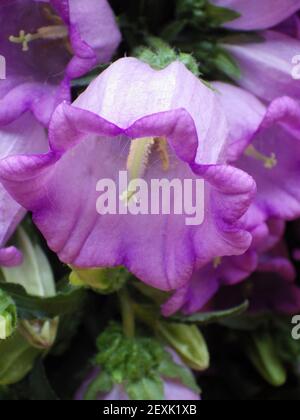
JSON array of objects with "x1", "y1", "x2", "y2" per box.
[
  {"x1": 134, "y1": 36, "x2": 200, "y2": 76},
  {"x1": 84, "y1": 371, "x2": 113, "y2": 401},
  {"x1": 125, "y1": 375, "x2": 164, "y2": 401},
  {"x1": 205, "y1": 3, "x2": 241, "y2": 26},
  {"x1": 158, "y1": 356, "x2": 200, "y2": 393}
]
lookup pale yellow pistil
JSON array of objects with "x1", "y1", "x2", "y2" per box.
[
  {"x1": 245, "y1": 145, "x2": 277, "y2": 169},
  {"x1": 9, "y1": 25, "x2": 68, "y2": 52},
  {"x1": 213, "y1": 257, "x2": 222, "y2": 269},
  {"x1": 121, "y1": 137, "x2": 170, "y2": 204}
]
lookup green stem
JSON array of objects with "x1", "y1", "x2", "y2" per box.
[{"x1": 119, "y1": 288, "x2": 135, "y2": 338}]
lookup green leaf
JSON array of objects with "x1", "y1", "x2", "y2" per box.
[
  {"x1": 84, "y1": 371, "x2": 113, "y2": 401},
  {"x1": 125, "y1": 375, "x2": 164, "y2": 400},
  {"x1": 171, "y1": 300, "x2": 249, "y2": 325},
  {"x1": 220, "y1": 312, "x2": 268, "y2": 331},
  {"x1": 0, "y1": 281, "x2": 86, "y2": 320},
  {"x1": 0, "y1": 331, "x2": 41, "y2": 385}
]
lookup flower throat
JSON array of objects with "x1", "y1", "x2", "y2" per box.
[
  {"x1": 122, "y1": 137, "x2": 170, "y2": 202},
  {"x1": 8, "y1": 6, "x2": 69, "y2": 52}
]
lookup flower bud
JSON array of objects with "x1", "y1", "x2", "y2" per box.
[
  {"x1": 69, "y1": 267, "x2": 128, "y2": 294},
  {"x1": 19, "y1": 318, "x2": 59, "y2": 350},
  {"x1": 246, "y1": 331, "x2": 287, "y2": 387},
  {"x1": 1, "y1": 228, "x2": 58, "y2": 349},
  {"x1": 157, "y1": 322, "x2": 210, "y2": 371}
]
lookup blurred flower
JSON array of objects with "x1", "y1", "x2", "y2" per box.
[
  {"x1": 223, "y1": 31, "x2": 300, "y2": 102},
  {"x1": 211, "y1": 0, "x2": 300, "y2": 30},
  {"x1": 162, "y1": 213, "x2": 285, "y2": 316},
  {"x1": 0, "y1": 58, "x2": 255, "y2": 292},
  {"x1": 214, "y1": 242, "x2": 300, "y2": 315},
  {"x1": 215, "y1": 83, "x2": 300, "y2": 222}
]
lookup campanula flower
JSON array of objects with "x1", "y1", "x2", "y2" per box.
[
  {"x1": 0, "y1": 0, "x2": 121, "y2": 263},
  {"x1": 0, "y1": 58, "x2": 256, "y2": 291}
]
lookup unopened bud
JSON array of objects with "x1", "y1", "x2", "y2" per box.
[
  {"x1": 69, "y1": 267, "x2": 128, "y2": 294},
  {"x1": 157, "y1": 322, "x2": 210, "y2": 371},
  {"x1": 246, "y1": 331, "x2": 287, "y2": 387},
  {"x1": 19, "y1": 317, "x2": 59, "y2": 350}
]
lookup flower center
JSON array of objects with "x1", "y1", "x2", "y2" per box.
[
  {"x1": 121, "y1": 137, "x2": 170, "y2": 203},
  {"x1": 9, "y1": 25, "x2": 68, "y2": 52},
  {"x1": 213, "y1": 257, "x2": 222, "y2": 269},
  {"x1": 245, "y1": 145, "x2": 277, "y2": 169}
]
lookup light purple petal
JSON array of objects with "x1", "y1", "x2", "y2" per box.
[
  {"x1": 211, "y1": 0, "x2": 300, "y2": 30},
  {"x1": 0, "y1": 113, "x2": 48, "y2": 258},
  {"x1": 225, "y1": 31, "x2": 300, "y2": 102},
  {"x1": 213, "y1": 82, "x2": 265, "y2": 162}
]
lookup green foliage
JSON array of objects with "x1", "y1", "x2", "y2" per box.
[
  {"x1": 171, "y1": 300, "x2": 249, "y2": 325},
  {"x1": 0, "y1": 281, "x2": 86, "y2": 320},
  {"x1": 0, "y1": 331, "x2": 41, "y2": 386}
]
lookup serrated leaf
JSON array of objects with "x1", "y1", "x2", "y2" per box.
[
  {"x1": 125, "y1": 375, "x2": 164, "y2": 400},
  {"x1": 171, "y1": 300, "x2": 249, "y2": 325},
  {"x1": 0, "y1": 281, "x2": 86, "y2": 320}
]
